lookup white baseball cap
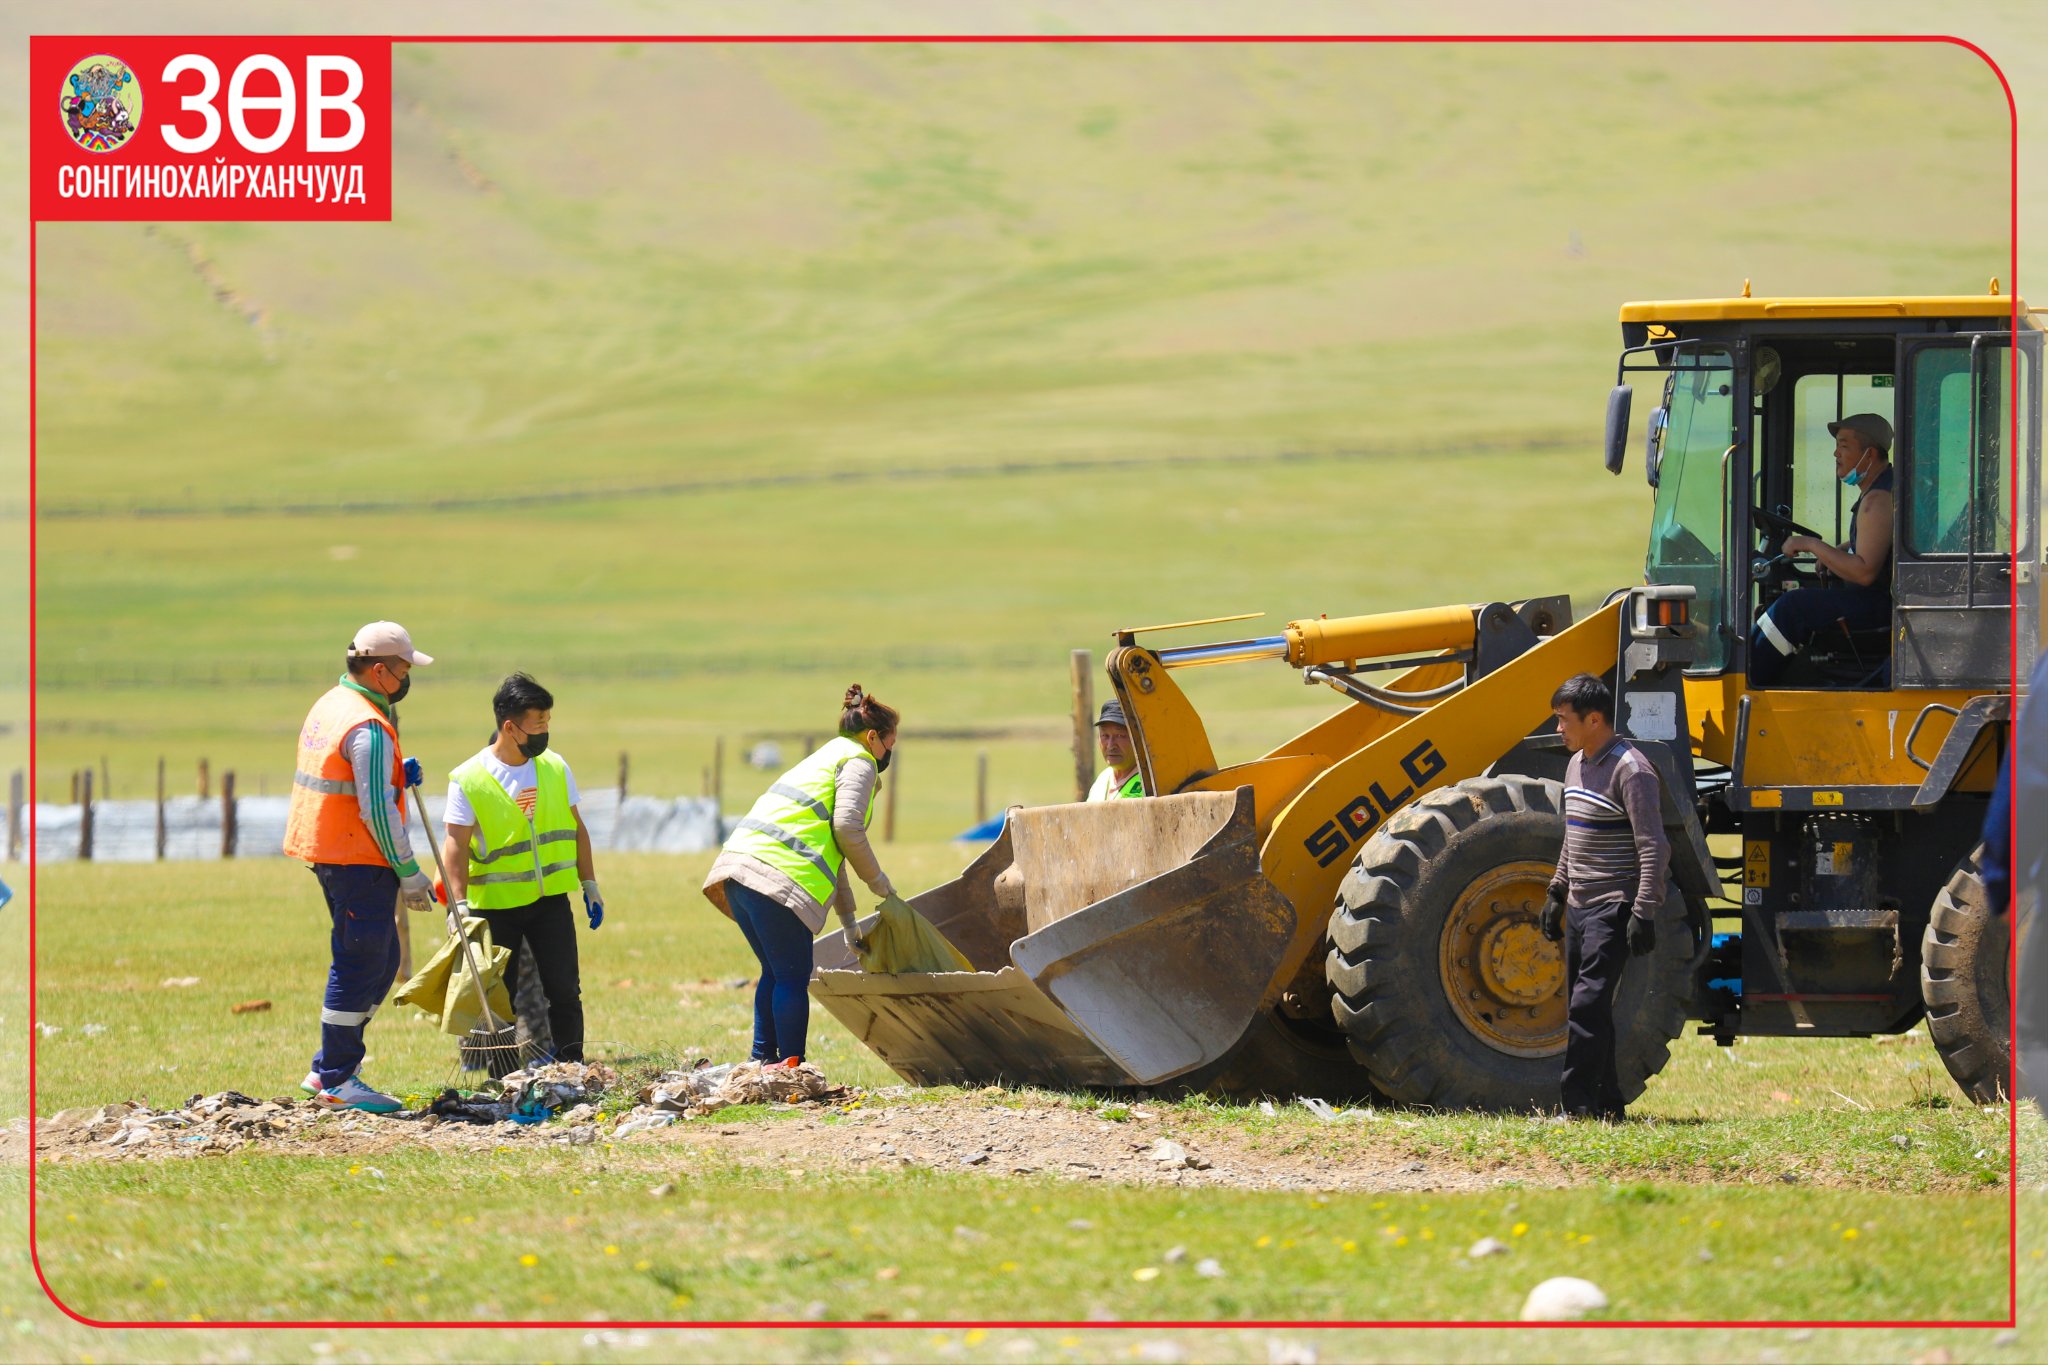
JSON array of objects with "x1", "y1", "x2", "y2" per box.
[{"x1": 347, "y1": 621, "x2": 434, "y2": 666}]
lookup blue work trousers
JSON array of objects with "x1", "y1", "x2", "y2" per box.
[
  {"x1": 1749, "y1": 587, "x2": 1891, "y2": 685},
  {"x1": 311, "y1": 863, "x2": 401, "y2": 1088},
  {"x1": 726, "y1": 881, "x2": 817, "y2": 1063}
]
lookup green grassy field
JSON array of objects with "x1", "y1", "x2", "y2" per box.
[{"x1": 5, "y1": 852, "x2": 2011, "y2": 1332}]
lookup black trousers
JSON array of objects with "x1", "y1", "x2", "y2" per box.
[
  {"x1": 479, "y1": 892, "x2": 584, "y2": 1062},
  {"x1": 1561, "y1": 897, "x2": 1632, "y2": 1117}
]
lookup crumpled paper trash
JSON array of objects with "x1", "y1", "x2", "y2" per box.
[
  {"x1": 48, "y1": 1091, "x2": 297, "y2": 1154},
  {"x1": 498, "y1": 1061, "x2": 616, "y2": 1115},
  {"x1": 638, "y1": 1059, "x2": 846, "y2": 1116}
]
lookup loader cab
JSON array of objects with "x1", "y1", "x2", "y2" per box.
[{"x1": 1614, "y1": 295, "x2": 2042, "y2": 691}]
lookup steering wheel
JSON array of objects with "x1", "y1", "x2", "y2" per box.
[{"x1": 1750, "y1": 504, "x2": 1824, "y2": 542}]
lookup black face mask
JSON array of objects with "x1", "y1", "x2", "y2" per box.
[
  {"x1": 875, "y1": 745, "x2": 892, "y2": 774},
  {"x1": 514, "y1": 727, "x2": 549, "y2": 760},
  {"x1": 383, "y1": 672, "x2": 411, "y2": 705}
]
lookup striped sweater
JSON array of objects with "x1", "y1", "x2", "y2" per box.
[
  {"x1": 1546, "y1": 736, "x2": 1669, "y2": 919},
  {"x1": 335, "y1": 675, "x2": 418, "y2": 879}
]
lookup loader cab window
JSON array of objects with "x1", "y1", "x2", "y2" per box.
[
  {"x1": 1644, "y1": 346, "x2": 1736, "y2": 672},
  {"x1": 1904, "y1": 345, "x2": 2016, "y2": 556},
  {"x1": 1789, "y1": 373, "x2": 1895, "y2": 544}
]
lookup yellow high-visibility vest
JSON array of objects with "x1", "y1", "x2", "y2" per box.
[
  {"x1": 454, "y1": 751, "x2": 580, "y2": 910},
  {"x1": 724, "y1": 735, "x2": 877, "y2": 906}
]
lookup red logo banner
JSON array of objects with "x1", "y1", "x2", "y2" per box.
[{"x1": 29, "y1": 35, "x2": 391, "y2": 222}]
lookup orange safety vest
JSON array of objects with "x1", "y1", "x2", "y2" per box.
[{"x1": 282, "y1": 684, "x2": 408, "y2": 866}]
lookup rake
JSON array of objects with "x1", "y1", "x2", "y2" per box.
[{"x1": 409, "y1": 785, "x2": 534, "y2": 1082}]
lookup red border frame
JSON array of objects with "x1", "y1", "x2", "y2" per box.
[{"x1": 19, "y1": 29, "x2": 2031, "y2": 1334}]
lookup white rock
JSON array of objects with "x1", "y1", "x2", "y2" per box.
[
  {"x1": 1520, "y1": 1276, "x2": 1608, "y2": 1321},
  {"x1": 1163, "y1": 1246, "x2": 1187, "y2": 1264},
  {"x1": 1149, "y1": 1138, "x2": 1190, "y2": 1167},
  {"x1": 1195, "y1": 1258, "x2": 1224, "y2": 1278},
  {"x1": 1467, "y1": 1237, "x2": 1511, "y2": 1258}
]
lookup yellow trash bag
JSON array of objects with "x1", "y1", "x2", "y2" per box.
[
  {"x1": 395, "y1": 916, "x2": 513, "y2": 1036},
  {"x1": 855, "y1": 894, "x2": 972, "y2": 974}
]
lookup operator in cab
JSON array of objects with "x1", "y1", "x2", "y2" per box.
[{"x1": 1747, "y1": 413, "x2": 1895, "y2": 686}]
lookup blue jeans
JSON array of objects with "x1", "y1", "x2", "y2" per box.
[
  {"x1": 1749, "y1": 586, "x2": 1891, "y2": 685},
  {"x1": 726, "y1": 881, "x2": 817, "y2": 1062},
  {"x1": 311, "y1": 863, "x2": 401, "y2": 1087}
]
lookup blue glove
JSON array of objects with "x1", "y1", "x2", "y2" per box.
[
  {"x1": 403, "y1": 757, "x2": 424, "y2": 789},
  {"x1": 581, "y1": 878, "x2": 604, "y2": 931}
]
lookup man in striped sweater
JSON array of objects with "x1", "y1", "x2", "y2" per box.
[{"x1": 1538, "y1": 672, "x2": 1669, "y2": 1120}]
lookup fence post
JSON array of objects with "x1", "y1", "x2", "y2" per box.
[
  {"x1": 155, "y1": 757, "x2": 167, "y2": 860},
  {"x1": 100, "y1": 755, "x2": 111, "y2": 802},
  {"x1": 617, "y1": 750, "x2": 629, "y2": 802},
  {"x1": 976, "y1": 749, "x2": 989, "y2": 825},
  {"x1": 197, "y1": 758, "x2": 210, "y2": 799},
  {"x1": 883, "y1": 748, "x2": 898, "y2": 844},
  {"x1": 1070, "y1": 649, "x2": 1095, "y2": 802},
  {"x1": 713, "y1": 736, "x2": 725, "y2": 813},
  {"x1": 221, "y1": 771, "x2": 238, "y2": 859},
  {"x1": 69, "y1": 770, "x2": 79, "y2": 805},
  {"x1": 79, "y1": 770, "x2": 94, "y2": 862},
  {"x1": 7, "y1": 770, "x2": 22, "y2": 863}
]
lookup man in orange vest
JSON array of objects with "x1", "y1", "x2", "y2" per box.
[{"x1": 282, "y1": 621, "x2": 437, "y2": 1112}]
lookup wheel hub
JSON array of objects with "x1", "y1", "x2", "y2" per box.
[{"x1": 1438, "y1": 861, "x2": 1566, "y2": 1056}]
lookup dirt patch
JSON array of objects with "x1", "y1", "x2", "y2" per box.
[
  {"x1": 25, "y1": 1088, "x2": 1562, "y2": 1194},
  {"x1": 639, "y1": 1099, "x2": 1561, "y2": 1193}
]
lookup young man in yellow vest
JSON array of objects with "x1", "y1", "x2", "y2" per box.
[
  {"x1": 440, "y1": 672, "x2": 603, "y2": 1064},
  {"x1": 1086, "y1": 699, "x2": 1144, "y2": 801},
  {"x1": 282, "y1": 621, "x2": 437, "y2": 1113}
]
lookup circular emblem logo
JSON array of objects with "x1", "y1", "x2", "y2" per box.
[{"x1": 61, "y1": 54, "x2": 142, "y2": 154}]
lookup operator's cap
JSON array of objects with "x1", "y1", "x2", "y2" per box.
[
  {"x1": 1827, "y1": 412, "x2": 1893, "y2": 455},
  {"x1": 1095, "y1": 699, "x2": 1128, "y2": 729},
  {"x1": 348, "y1": 620, "x2": 433, "y2": 666}
]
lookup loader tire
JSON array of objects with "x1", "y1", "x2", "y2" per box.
[
  {"x1": 1921, "y1": 847, "x2": 2011, "y2": 1104},
  {"x1": 1325, "y1": 774, "x2": 1694, "y2": 1112}
]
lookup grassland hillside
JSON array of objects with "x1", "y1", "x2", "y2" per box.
[{"x1": 27, "y1": 38, "x2": 2012, "y2": 832}]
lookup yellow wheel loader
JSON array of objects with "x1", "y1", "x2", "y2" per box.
[{"x1": 812, "y1": 291, "x2": 2038, "y2": 1109}]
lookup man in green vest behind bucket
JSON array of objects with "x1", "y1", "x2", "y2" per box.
[
  {"x1": 1086, "y1": 699, "x2": 1144, "y2": 802},
  {"x1": 440, "y1": 672, "x2": 604, "y2": 1064}
]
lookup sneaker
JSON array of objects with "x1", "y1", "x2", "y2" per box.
[
  {"x1": 313, "y1": 1076, "x2": 403, "y2": 1114},
  {"x1": 300, "y1": 1070, "x2": 325, "y2": 1096}
]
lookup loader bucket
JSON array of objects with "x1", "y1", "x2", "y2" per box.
[{"x1": 810, "y1": 787, "x2": 1295, "y2": 1090}]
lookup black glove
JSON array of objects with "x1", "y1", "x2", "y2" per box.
[
  {"x1": 1539, "y1": 889, "x2": 1565, "y2": 942},
  {"x1": 1626, "y1": 911, "x2": 1656, "y2": 957}
]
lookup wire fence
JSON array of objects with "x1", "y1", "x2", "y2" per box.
[{"x1": 25, "y1": 786, "x2": 721, "y2": 865}]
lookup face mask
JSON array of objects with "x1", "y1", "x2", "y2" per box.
[
  {"x1": 872, "y1": 736, "x2": 893, "y2": 774},
  {"x1": 381, "y1": 671, "x2": 411, "y2": 705},
  {"x1": 513, "y1": 726, "x2": 549, "y2": 760},
  {"x1": 1842, "y1": 468, "x2": 1863, "y2": 488}
]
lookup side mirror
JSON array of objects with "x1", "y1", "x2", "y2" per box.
[
  {"x1": 1604, "y1": 384, "x2": 1633, "y2": 475},
  {"x1": 1643, "y1": 406, "x2": 1669, "y2": 489}
]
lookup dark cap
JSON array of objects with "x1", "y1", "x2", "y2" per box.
[
  {"x1": 1827, "y1": 412, "x2": 1893, "y2": 455},
  {"x1": 1095, "y1": 699, "x2": 1128, "y2": 729}
]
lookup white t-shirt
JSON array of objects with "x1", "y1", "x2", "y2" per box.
[{"x1": 444, "y1": 747, "x2": 581, "y2": 858}]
